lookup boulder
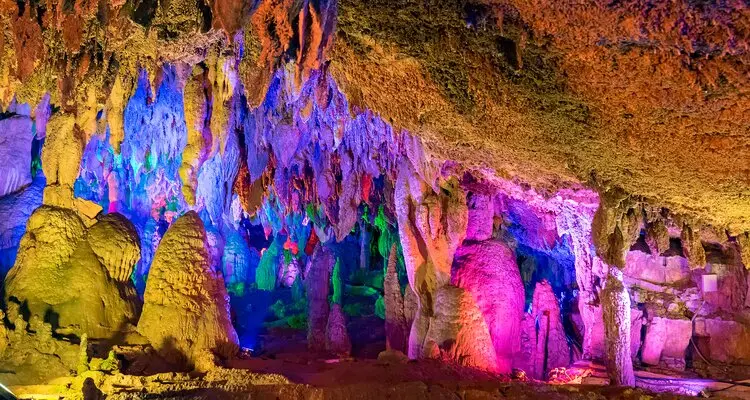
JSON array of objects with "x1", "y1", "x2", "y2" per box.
[
  {"x1": 641, "y1": 317, "x2": 691, "y2": 369},
  {"x1": 5, "y1": 207, "x2": 140, "y2": 339},
  {"x1": 138, "y1": 211, "x2": 238, "y2": 365},
  {"x1": 624, "y1": 251, "x2": 690, "y2": 285},
  {"x1": 694, "y1": 318, "x2": 750, "y2": 364},
  {"x1": 451, "y1": 240, "x2": 525, "y2": 373}
]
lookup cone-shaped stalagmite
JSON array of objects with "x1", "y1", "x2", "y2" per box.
[
  {"x1": 451, "y1": 240, "x2": 525, "y2": 373},
  {"x1": 306, "y1": 244, "x2": 333, "y2": 352},
  {"x1": 138, "y1": 211, "x2": 238, "y2": 366}
]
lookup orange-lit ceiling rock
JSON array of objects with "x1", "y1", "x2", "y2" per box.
[{"x1": 0, "y1": 0, "x2": 748, "y2": 232}]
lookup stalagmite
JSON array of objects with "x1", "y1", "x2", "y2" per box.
[
  {"x1": 138, "y1": 211, "x2": 238, "y2": 366},
  {"x1": 41, "y1": 114, "x2": 83, "y2": 208},
  {"x1": 592, "y1": 189, "x2": 639, "y2": 386},
  {"x1": 5, "y1": 207, "x2": 141, "y2": 339},
  {"x1": 0, "y1": 0, "x2": 748, "y2": 396},
  {"x1": 451, "y1": 240, "x2": 525, "y2": 373},
  {"x1": 529, "y1": 281, "x2": 571, "y2": 379},
  {"x1": 306, "y1": 244, "x2": 333, "y2": 352},
  {"x1": 395, "y1": 161, "x2": 468, "y2": 361},
  {"x1": 384, "y1": 243, "x2": 408, "y2": 353},
  {"x1": 326, "y1": 303, "x2": 351, "y2": 357},
  {"x1": 601, "y1": 269, "x2": 635, "y2": 386}
]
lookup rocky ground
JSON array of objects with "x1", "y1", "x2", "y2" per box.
[{"x1": 8, "y1": 354, "x2": 746, "y2": 400}]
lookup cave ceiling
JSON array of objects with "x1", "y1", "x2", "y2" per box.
[{"x1": 0, "y1": 0, "x2": 748, "y2": 231}]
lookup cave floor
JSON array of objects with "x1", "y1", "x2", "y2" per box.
[{"x1": 8, "y1": 353, "x2": 750, "y2": 400}]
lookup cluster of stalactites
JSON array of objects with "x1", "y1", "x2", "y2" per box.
[{"x1": 591, "y1": 187, "x2": 750, "y2": 271}]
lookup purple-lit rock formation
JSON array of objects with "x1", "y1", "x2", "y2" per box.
[
  {"x1": 525, "y1": 281, "x2": 571, "y2": 380},
  {"x1": 641, "y1": 317, "x2": 692, "y2": 369},
  {"x1": 326, "y1": 303, "x2": 352, "y2": 357},
  {"x1": 306, "y1": 244, "x2": 333, "y2": 352},
  {"x1": 138, "y1": 211, "x2": 238, "y2": 366},
  {"x1": 451, "y1": 240, "x2": 525, "y2": 373},
  {"x1": 0, "y1": 0, "x2": 748, "y2": 395},
  {"x1": 0, "y1": 115, "x2": 33, "y2": 197}
]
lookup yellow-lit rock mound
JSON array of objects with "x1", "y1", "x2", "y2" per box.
[
  {"x1": 138, "y1": 211, "x2": 239, "y2": 367},
  {"x1": 4, "y1": 206, "x2": 141, "y2": 339}
]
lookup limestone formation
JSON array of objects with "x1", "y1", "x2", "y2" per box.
[
  {"x1": 0, "y1": 115, "x2": 33, "y2": 197},
  {"x1": 641, "y1": 317, "x2": 692, "y2": 369},
  {"x1": 738, "y1": 232, "x2": 750, "y2": 270},
  {"x1": 0, "y1": 303, "x2": 79, "y2": 385},
  {"x1": 601, "y1": 269, "x2": 635, "y2": 386},
  {"x1": 0, "y1": 0, "x2": 748, "y2": 391},
  {"x1": 5, "y1": 206, "x2": 140, "y2": 339},
  {"x1": 0, "y1": 310, "x2": 7, "y2": 356},
  {"x1": 465, "y1": 192, "x2": 494, "y2": 241},
  {"x1": 384, "y1": 244, "x2": 409, "y2": 353},
  {"x1": 528, "y1": 281, "x2": 571, "y2": 379},
  {"x1": 0, "y1": 176, "x2": 43, "y2": 275},
  {"x1": 645, "y1": 218, "x2": 670, "y2": 256},
  {"x1": 395, "y1": 163, "x2": 468, "y2": 361},
  {"x1": 306, "y1": 244, "x2": 333, "y2": 352},
  {"x1": 138, "y1": 211, "x2": 239, "y2": 366},
  {"x1": 87, "y1": 214, "x2": 141, "y2": 283},
  {"x1": 451, "y1": 240, "x2": 525, "y2": 373},
  {"x1": 681, "y1": 224, "x2": 707, "y2": 270},
  {"x1": 41, "y1": 115, "x2": 84, "y2": 208},
  {"x1": 325, "y1": 303, "x2": 352, "y2": 357},
  {"x1": 419, "y1": 285, "x2": 498, "y2": 371}
]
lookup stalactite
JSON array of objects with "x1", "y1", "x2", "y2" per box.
[
  {"x1": 681, "y1": 223, "x2": 706, "y2": 270},
  {"x1": 592, "y1": 188, "x2": 640, "y2": 386},
  {"x1": 645, "y1": 217, "x2": 670, "y2": 256},
  {"x1": 738, "y1": 232, "x2": 750, "y2": 270}
]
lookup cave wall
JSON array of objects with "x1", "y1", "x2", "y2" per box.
[{"x1": 0, "y1": 0, "x2": 748, "y2": 386}]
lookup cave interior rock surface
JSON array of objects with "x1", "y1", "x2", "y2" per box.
[{"x1": 0, "y1": 0, "x2": 748, "y2": 397}]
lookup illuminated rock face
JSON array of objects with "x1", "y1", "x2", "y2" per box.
[
  {"x1": 4, "y1": 206, "x2": 141, "y2": 339},
  {"x1": 526, "y1": 281, "x2": 570, "y2": 379},
  {"x1": 384, "y1": 244, "x2": 409, "y2": 354},
  {"x1": 138, "y1": 211, "x2": 238, "y2": 365},
  {"x1": 0, "y1": 115, "x2": 33, "y2": 197},
  {"x1": 0, "y1": 0, "x2": 748, "y2": 387},
  {"x1": 451, "y1": 240, "x2": 524, "y2": 373}
]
